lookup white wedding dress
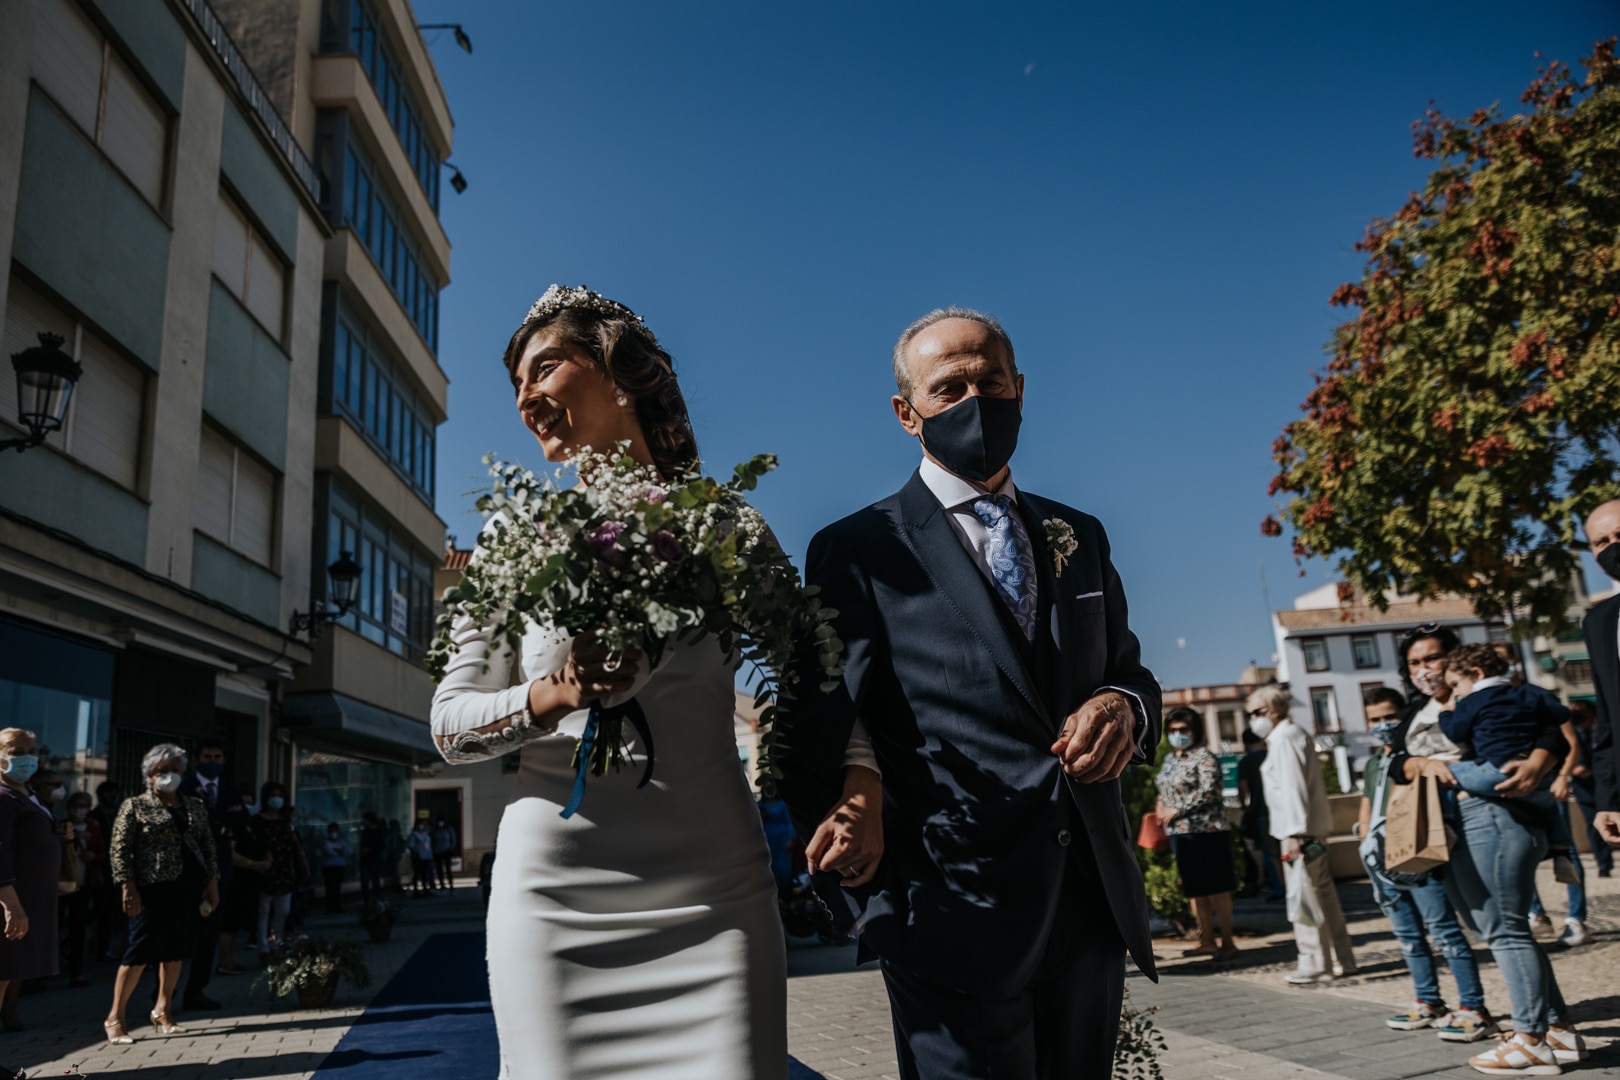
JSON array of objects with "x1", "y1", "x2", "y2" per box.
[{"x1": 431, "y1": 610, "x2": 787, "y2": 1079}]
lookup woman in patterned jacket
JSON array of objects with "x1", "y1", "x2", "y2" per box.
[
  {"x1": 103, "y1": 744, "x2": 218, "y2": 1044},
  {"x1": 1155, "y1": 707, "x2": 1239, "y2": 959}
]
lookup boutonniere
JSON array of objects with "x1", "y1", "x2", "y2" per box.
[{"x1": 1042, "y1": 518, "x2": 1077, "y2": 575}]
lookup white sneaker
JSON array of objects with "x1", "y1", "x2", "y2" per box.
[
  {"x1": 1438, "y1": 1007, "x2": 1500, "y2": 1043},
  {"x1": 1387, "y1": 1001, "x2": 1451, "y2": 1030},
  {"x1": 1556, "y1": 920, "x2": 1588, "y2": 947},
  {"x1": 1283, "y1": 969, "x2": 1330, "y2": 985},
  {"x1": 1545, "y1": 1027, "x2": 1588, "y2": 1064},
  {"x1": 1528, "y1": 913, "x2": 1552, "y2": 929},
  {"x1": 1469, "y1": 1033, "x2": 1562, "y2": 1075}
]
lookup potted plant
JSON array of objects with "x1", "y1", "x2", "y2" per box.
[
  {"x1": 357, "y1": 898, "x2": 402, "y2": 943},
  {"x1": 258, "y1": 934, "x2": 370, "y2": 1009}
]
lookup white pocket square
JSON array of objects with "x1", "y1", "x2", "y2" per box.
[{"x1": 1075, "y1": 591, "x2": 1104, "y2": 601}]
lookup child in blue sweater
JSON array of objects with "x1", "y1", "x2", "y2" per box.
[{"x1": 1440, "y1": 643, "x2": 1578, "y2": 881}]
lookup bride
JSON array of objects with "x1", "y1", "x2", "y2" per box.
[{"x1": 431, "y1": 286, "x2": 787, "y2": 1079}]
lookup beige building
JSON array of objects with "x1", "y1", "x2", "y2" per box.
[
  {"x1": 0, "y1": 0, "x2": 330, "y2": 794},
  {"x1": 1159, "y1": 663, "x2": 1277, "y2": 752}
]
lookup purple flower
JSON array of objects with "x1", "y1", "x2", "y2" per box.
[
  {"x1": 645, "y1": 487, "x2": 667, "y2": 505},
  {"x1": 651, "y1": 530, "x2": 685, "y2": 565},
  {"x1": 586, "y1": 521, "x2": 627, "y2": 564}
]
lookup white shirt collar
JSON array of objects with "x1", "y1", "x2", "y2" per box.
[
  {"x1": 1471, "y1": 675, "x2": 1512, "y2": 692},
  {"x1": 917, "y1": 456, "x2": 1017, "y2": 511},
  {"x1": 195, "y1": 772, "x2": 215, "y2": 787}
]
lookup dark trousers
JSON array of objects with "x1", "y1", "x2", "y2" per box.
[
  {"x1": 359, "y1": 856, "x2": 383, "y2": 905},
  {"x1": 411, "y1": 857, "x2": 434, "y2": 892},
  {"x1": 880, "y1": 860, "x2": 1126, "y2": 1079},
  {"x1": 434, "y1": 854, "x2": 454, "y2": 888},
  {"x1": 185, "y1": 882, "x2": 225, "y2": 1000},
  {"x1": 62, "y1": 889, "x2": 90, "y2": 978},
  {"x1": 323, "y1": 867, "x2": 345, "y2": 913},
  {"x1": 1572, "y1": 780, "x2": 1613, "y2": 873}
]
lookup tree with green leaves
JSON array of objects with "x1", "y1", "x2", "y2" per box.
[{"x1": 1264, "y1": 39, "x2": 1620, "y2": 635}]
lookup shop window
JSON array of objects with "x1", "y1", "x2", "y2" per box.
[
  {"x1": 32, "y1": 0, "x2": 169, "y2": 207},
  {"x1": 2, "y1": 277, "x2": 145, "y2": 490},
  {"x1": 196, "y1": 425, "x2": 278, "y2": 568},
  {"x1": 0, "y1": 618, "x2": 113, "y2": 797}
]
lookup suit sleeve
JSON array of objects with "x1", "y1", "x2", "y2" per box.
[
  {"x1": 1587, "y1": 609, "x2": 1620, "y2": 813},
  {"x1": 1089, "y1": 519, "x2": 1161, "y2": 762},
  {"x1": 775, "y1": 524, "x2": 880, "y2": 837}
]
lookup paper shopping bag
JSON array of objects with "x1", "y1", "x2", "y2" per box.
[{"x1": 1384, "y1": 774, "x2": 1449, "y2": 875}]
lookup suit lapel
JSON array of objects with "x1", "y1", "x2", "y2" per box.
[
  {"x1": 1601, "y1": 600, "x2": 1620, "y2": 709},
  {"x1": 896, "y1": 471, "x2": 1051, "y2": 726}
]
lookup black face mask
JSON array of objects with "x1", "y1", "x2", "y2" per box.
[
  {"x1": 1599, "y1": 543, "x2": 1620, "y2": 581},
  {"x1": 917, "y1": 395, "x2": 1022, "y2": 483}
]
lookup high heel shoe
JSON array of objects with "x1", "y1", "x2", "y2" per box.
[
  {"x1": 103, "y1": 1018, "x2": 134, "y2": 1044},
  {"x1": 149, "y1": 1009, "x2": 185, "y2": 1035}
]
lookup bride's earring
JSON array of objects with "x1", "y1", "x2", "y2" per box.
[{"x1": 614, "y1": 390, "x2": 629, "y2": 407}]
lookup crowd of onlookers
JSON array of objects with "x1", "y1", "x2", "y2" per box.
[{"x1": 0, "y1": 731, "x2": 469, "y2": 1080}]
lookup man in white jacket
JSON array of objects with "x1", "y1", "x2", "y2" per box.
[{"x1": 1248, "y1": 686, "x2": 1357, "y2": 984}]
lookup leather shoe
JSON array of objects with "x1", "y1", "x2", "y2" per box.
[{"x1": 182, "y1": 995, "x2": 221, "y2": 1011}]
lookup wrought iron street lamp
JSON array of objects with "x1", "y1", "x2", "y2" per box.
[
  {"x1": 416, "y1": 22, "x2": 471, "y2": 53},
  {"x1": 3, "y1": 332, "x2": 81, "y2": 453},
  {"x1": 290, "y1": 550, "x2": 364, "y2": 638}
]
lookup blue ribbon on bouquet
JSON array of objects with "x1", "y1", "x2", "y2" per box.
[{"x1": 558, "y1": 697, "x2": 655, "y2": 819}]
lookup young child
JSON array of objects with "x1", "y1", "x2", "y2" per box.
[{"x1": 1439, "y1": 643, "x2": 1578, "y2": 882}]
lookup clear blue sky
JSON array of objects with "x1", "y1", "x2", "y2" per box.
[{"x1": 414, "y1": 1, "x2": 1615, "y2": 689}]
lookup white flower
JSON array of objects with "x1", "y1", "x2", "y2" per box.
[{"x1": 1043, "y1": 518, "x2": 1078, "y2": 575}]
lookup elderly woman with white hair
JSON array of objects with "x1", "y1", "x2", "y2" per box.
[
  {"x1": 1247, "y1": 685, "x2": 1356, "y2": 985},
  {"x1": 103, "y1": 743, "x2": 218, "y2": 1044}
]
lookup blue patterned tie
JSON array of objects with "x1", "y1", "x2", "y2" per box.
[{"x1": 970, "y1": 495, "x2": 1038, "y2": 640}]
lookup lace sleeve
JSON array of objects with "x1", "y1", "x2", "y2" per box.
[{"x1": 430, "y1": 608, "x2": 570, "y2": 765}]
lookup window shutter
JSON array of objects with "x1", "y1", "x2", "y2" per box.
[
  {"x1": 232, "y1": 450, "x2": 276, "y2": 567},
  {"x1": 195, "y1": 426, "x2": 234, "y2": 546},
  {"x1": 69, "y1": 328, "x2": 143, "y2": 490},
  {"x1": 245, "y1": 232, "x2": 285, "y2": 339},
  {"x1": 30, "y1": 0, "x2": 101, "y2": 136},
  {"x1": 211, "y1": 197, "x2": 248, "y2": 299},
  {"x1": 101, "y1": 54, "x2": 168, "y2": 206},
  {"x1": 1, "y1": 279, "x2": 74, "y2": 446}
]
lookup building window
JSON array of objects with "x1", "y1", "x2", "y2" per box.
[
  {"x1": 331, "y1": 306, "x2": 436, "y2": 500},
  {"x1": 1563, "y1": 658, "x2": 1593, "y2": 685},
  {"x1": 212, "y1": 192, "x2": 288, "y2": 342},
  {"x1": 1215, "y1": 709, "x2": 1237, "y2": 744},
  {"x1": 1351, "y1": 634, "x2": 1379, "y2": 669},
  {"x1": 31, "y1": 0, "x2": 169, "y2": 208},
  {"x1": 1360, "y1": 681, "x2": 1391, "y2": 706},
  {"x1": 339, "y1": 137, "x2": 439, "y2": 349},
  {"x1": 2, "y1": 277, "x2": 145, "y2": 491},
  {"x1": 1301, "y1": 638, "x2": 1330, "y2": 672},
  {"x1": 196, "y1": 425, "x2": 278, "y2": 568},
  {"x1": 323, "y1": 484, "x2": 435, "y2": 659},
  {"x1": 1309, "y1": 687, "x2": 1339, "y2": 733}
]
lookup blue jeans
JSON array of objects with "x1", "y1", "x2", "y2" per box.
[
  {"x1": 1443, "y1": 795, "x2": 1569, "y2": 1034},
  {"x1": 1529, "y1": 802, "x2": 1586, "y2": 923},
  {"x1": 1572, "y1": 778, "x2": 1613, "y2": 874},
  {"x1": 1368, "y1": 871, "x2": 1486, "y2": 1010}
]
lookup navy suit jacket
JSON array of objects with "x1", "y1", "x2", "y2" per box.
[
  {"x1": 776, "y1": 470, "x2": 1160, "y2": 997},
  {"x1": 1584, "y1": 595, "x2": 1620, "y2": 814},
  {"x1": 179, "y1": 775, "x2": 248, "y2": 884}
]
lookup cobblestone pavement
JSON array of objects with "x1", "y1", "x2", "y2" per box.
[{"x1": 1, "y1": 883, "x2": 485, "y2": 1079}]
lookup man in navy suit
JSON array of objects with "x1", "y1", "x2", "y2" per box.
[
  {"x1": 1582, "y1": 500, "x2": 1620, "y2": 854},
  {"x1": 777, "y1": 308, "x2": 1160, "y2": 1079},
  {"x1": 179, "y1": 737, "x2": 252, "y2": 1011}
]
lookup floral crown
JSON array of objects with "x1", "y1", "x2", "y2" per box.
[{"x1": 524, "y1": 284, "x2": 651, "y2": 334}]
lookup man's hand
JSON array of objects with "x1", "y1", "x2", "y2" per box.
[
  {"x1": 1596, "y1": 810, "x2": 1620, "y2": 848},
  {"x1": 1281, "y1": 837, "x2": 1302, "y2": 861},
  {"x1": 1495, "y1": 752, "x2": 1554, "y2": 798},
  {"x1": 1051, "y1": 692, "x2": 1136, "y2": 782},
  {"x1": 1550, "y1": 774, "x2": 1572, "y2": 802},
  {"x1": 806, "y1": 766, "x2": 883, "y2": 888}
]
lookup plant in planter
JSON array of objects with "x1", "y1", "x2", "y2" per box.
[
  {"x1": 258, "y1": 934, "x2": 370, "y2": 1009},
  {"x1": 357, "y1": 899, "x2": 402, "y2": 943},
  {"x1": 1114, "y1": 986, "x2": 1168, "y2": 1080}
]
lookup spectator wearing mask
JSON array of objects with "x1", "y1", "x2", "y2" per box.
[
  {"x1": 89, "y1": 781, "x2": 123, "y2": 962},
  {"x1": 430, "y1": 817, "x2": 458, "y2": 891},
  {"x1": 61, "y1": 791, "x2": 105, "y2": 988},
  {"x1": 104, "y1": 744, "x2": 218, "y2": 1045},
  {"x1": 357, "y1": 811, "x2": 384, "y2": 906},
  {"x1": 177, "y1": 739, "x2": 253, "y2": 1010},
  {"x1": 320, "y1": 824, "x2": 349, "y2": 914},
  {"x1": 1247, "y1": 686, "x2": 1356, "y2": 985},
  {"x1": 1237, "y1": 726, "x2": 1283, "y2": 899},
  {"x1": 244, "y1": 783, "x2": 306, "y2": 963},
  {"x1": 1154, "y1": 707, "x2": 1237, "y2": 958},
  {"x1": 1355, "y1": 687, "x2": 1491, "y2": 1037},
  {"x1": 406, "y1": 819, "x2": 435, "y2": 895},
  {"x1": 0, "y1": 729, "x2": 59, "y2": 1074},
  {"x1": 1528, "y1": 703, "x2": 1592, "y2": 946},
  {"x1": 1581, "y1": 500, "x2": 1620, "y2": 855},
  {"x1": 1564, "y1": 700, "x2": 1611, "y2": 878}
]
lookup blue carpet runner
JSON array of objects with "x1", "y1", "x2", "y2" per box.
[{"x1": 313, "y1": 930, "x2": 825, "y2": 1078}]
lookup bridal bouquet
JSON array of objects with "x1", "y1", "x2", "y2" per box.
[{"x1": 428, "y1": 447, "x2": 842, "y2": 806}]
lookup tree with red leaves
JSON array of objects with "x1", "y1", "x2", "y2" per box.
[{"x1": 1265, "y1": 40, "x2": 1620, "y2": 635}]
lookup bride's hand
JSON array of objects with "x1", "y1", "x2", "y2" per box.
[{"x1": 531, "y1": 636, "x2": 641, "y2": 717}]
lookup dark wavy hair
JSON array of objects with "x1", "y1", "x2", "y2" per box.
[
  {"x1": 501, "y1": 307, "x2": 699, "y2": 482},
  {"x1": 1396, "y1": 623, "x2": 1462, "y2": 696},
  {"x1": 1164, "y1": 706, "x2": 1206, "y2": 746}
]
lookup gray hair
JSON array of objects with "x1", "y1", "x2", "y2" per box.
[
  {"x1": 1245, "y1": 686, "x2": 1292, "y2": 720},
  {"x1": 892, "y1": 307, "x2": 1018, "y2": 400},
  {"x1": 140, "y1": 743, "x2": 187, "y2": 778}
]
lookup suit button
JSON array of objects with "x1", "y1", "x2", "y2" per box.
[{"x1": 1056, "y1": 828, "x2": 1072, "y2": 847}]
